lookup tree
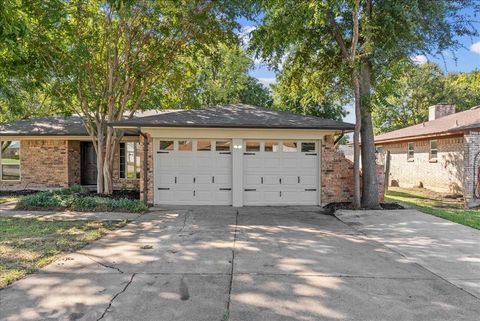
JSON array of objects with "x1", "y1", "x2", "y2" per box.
[
  {"x1": 249, "y1": 0, "x2": 479, "y2": 208},
  {"x1": 239, "y1": 76, "x2": 272, "y2": 108},
  {"x1": 372, "y1": 63, "x2": 480, "y2": 134},
  {"x1": 29, "y1": 0, "x2": 245, "y2": 194}
]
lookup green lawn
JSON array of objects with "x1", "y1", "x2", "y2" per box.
[
  {"x1": 0, "y1": 217, "x2": 128, "y2": 288},
  {"x1": 1, "y1": 158, "x2": 20, "y2": 165},
  {"x1": 386, "y1": 187, "x2": 480, "y2": 230}
]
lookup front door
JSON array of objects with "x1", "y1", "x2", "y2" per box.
[{"x1": 81, "y1": 142, "x2": 97, "y2": 185}]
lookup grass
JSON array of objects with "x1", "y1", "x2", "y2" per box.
[
  {"x1": 15, "y1": 185, "x2": 148, "y2": 213},
  {"x1": 0, "y1": 217, "x2": 128, "y2": 288},
  {"x1": 386, "y1": 187, "x2": 480, "y2": 230},
  {"x1": 0, "y1": 196, "x2": 17, "y2": 204},
  {"x1": 1, "y1": 158, "x2": 20, "y2": 165}
]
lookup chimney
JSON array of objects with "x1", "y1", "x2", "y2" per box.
[{"x1": 428, "y1": 104, "x2": 456, "y2": 121}]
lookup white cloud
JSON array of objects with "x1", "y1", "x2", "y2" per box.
[
  {"x1": 239, "y1": 25, "x2": 256, "y2": 47},
  {"x1": 257, "y1": 77, "x2": 276, "y2": 88},
  {"x1": 411, "y1": 54, "x2": 428, "y2": 65},
  {"x1": 470, "y1": 41, "x2": 480, "y2": 54}
]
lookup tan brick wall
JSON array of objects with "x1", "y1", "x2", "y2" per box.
[
  {"x1": 381, "y1": 136, "x2": 464, "y2": 194},
  {"x1": 0, "y1": 140, "x2": 69, "y2": 190}
]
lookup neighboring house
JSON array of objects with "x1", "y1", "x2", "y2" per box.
[
  {"x1": 1, "y1": 104, "x2": 382, "y2": 207},
  {"x1": 375, "y1": 104, "x2": 480, "y2": 207}
]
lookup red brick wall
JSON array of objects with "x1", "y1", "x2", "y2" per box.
[
  {"x1": 321, "y1": 135, "x2": 385, "y2": 204},
  {"x1": 0, "y1": 140, "x2": 69, "y2": 189}
]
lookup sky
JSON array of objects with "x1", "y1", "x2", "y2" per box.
[{"x1": 237, "y1": 9, "x2": 480, "y2": 123}]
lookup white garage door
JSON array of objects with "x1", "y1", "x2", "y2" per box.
[
  {"x1": 154, "y1": 139, "x2": 232, "y2": 205},
  {"x1": 243, "y1": 140, "x2": 319, "y2": 205}
]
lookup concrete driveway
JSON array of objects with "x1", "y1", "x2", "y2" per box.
[{"x1": 1, "y1": 207, "x2": 479, "y2": 321}]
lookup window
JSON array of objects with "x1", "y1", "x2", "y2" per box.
[
  {"x1": 120, "y1": 142, "x2": 140, "y2": 179},
  {"x1": 215, "y1": 141, "x2": 231, "y2": 151},
  {"x1": 429, "y1": 140, "x2": 438, "y2": 161},
  {"x1": 246, "y1": 141, "x2": 260, "y2": 152},
  {"x1": 197, "y1": 141, "x2": 212, "y2": 151},
  {"x1": 407, "y1": 142, "x2": 415, "y2": 161},
  {"x1": 159, "y1": 140, "x2": 174, "y2": 151},
  {"x1": 283, "y1": 141, "x2": 298, "y2": 152},
  {"x1": 1, "y1": 141, "x2": 20, "y2": 181},
  {"x1": 178, "y1": 140, "x2": 192, "y2": 151},
  {"x1": 264, "y1": 141, "x2": 280, "y2": 152},
  {"x1": 301, "y1": 142, "x2": 316, "y2": 153}
]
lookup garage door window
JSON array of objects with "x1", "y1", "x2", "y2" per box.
[
  {"x1": 301, "y1": 142, "x2": 316, "y2": 152},
  {"x1": 264, "y1": 141, "x2": 280, "y2": 152},
  {"x1": 282, "y1": 141, "x2": 298, "y2": 152},
  {"x1": 215, "y1": 141, "x2": 231, "y2": 151},
  {"x1": 178, "y1": 140, "x2": 192, "y2": 151},
  {"x1": 246, "y1": 141, "x2": 260, "y2": 152},
  {"x1": 197, "y1": 141, "x2": 212, "y2": 151},
  {"x1": 160, "y1": 140, "x2": 174, "y2": 151}
]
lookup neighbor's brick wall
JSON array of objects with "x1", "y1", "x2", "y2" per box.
[
  {"x1": 0, "y1": 140, "x2": 69, "y2": 190},
  {"x1": 463, "y1": 132, "x2": 480, "y2": 208},
  {"x1": 381, "y1": 136, "x2": 464, "y2": 194},
  {"x1": 139, "y1": 133, "x2": 154, "y2": 204}
]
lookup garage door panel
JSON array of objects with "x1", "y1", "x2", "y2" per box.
[
  {"x1": 154, "y1": 139, "x2": 232, "y2": 205},
  {"x1": 243, "y1": 140, "x2": 319, "y2": 206}
]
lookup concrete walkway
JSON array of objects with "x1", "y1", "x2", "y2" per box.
[
  {"x1": 1, "y1": 206, "x2": 479, "y2": 321},
  {"x1": 336, "y1": 209, "x2": 480, "y2": 299}
]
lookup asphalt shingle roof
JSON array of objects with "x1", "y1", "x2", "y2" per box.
[
  {"x1": 110, "y1": 104, "x2": 355, "y2": 130},
  {"x1": 0, "y1": 116, "x2": 88, "y2": 136},
  {"x1": 375, "y1": 107, "x2": 480, "y2": 143}
]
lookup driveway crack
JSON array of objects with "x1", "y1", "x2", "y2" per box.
[
  {"x1": 223, "y1": 209, "x2": 239, "y2": 321},
  {"x1": 97, "y1": 273, "x2": 136, "y2": 321},
  {"x1": 81, "y1": 253, "x2": 124, "y2": 274}
]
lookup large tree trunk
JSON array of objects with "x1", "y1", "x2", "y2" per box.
[
  {"x1": 95, "y1": 126, "x2": 105, "y2": 194},
  {"x1": 352, "y1": 72, "x2": 362, "y2": 209},
  {"x1": 359, "y1": 60, "x2": 380, "y2": 208}
]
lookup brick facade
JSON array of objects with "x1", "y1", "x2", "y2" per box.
[
  {"x1": 380, "y1": 136, "x2": 464, "y2": 194},
  {"x1": 0, "y1": 139, "x2": 140, "y2": 191},
  {"x1": 463, "y1": 132, "x2": 480, "y2": 208},
  {"x1": 321, "y1": 135, "x2": 385, "y2": 204}
]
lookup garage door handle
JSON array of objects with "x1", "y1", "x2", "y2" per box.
[
  {"x1": 244, "y1": 152, "x2": 256, "y2": 155},
  {"x1": 279, "y1": 178, "x2": 282, "y2": 184},
  {"x1": 219, "y1": 188, "x2": 231, "y2": 191},
  {"x1": 219, "y1": 152, "x2": 231, "y2": 155},
  {"x1": 306, "y1": 153, "x2": 317, "y2": 156},
  {"x1": 157, "y1": 151, "x2": 169, "y2": 154},
  {"x1": 175, "y1": 176, "x2": 177, "y2": 184},
  {"x1": 193, "y1": 177, "x2": 196, "y2": 183},
  {"x1": 212, "y1": 176, "x2": 215, "y2": 183},
  {"x1": 261, "y1": 177, "x2": 263, "y2": 184},
  {"x1": 305, "y1": 189, "x2": 317, "y2": 191},
  {"x1": 244, "y1": 189, "x2": 256, "y2": 191},
  {"x1": 298, "y1": 176, "x2": 300, "y2": 183},
  {"x1": 158, "y1": 188, "x2": 170, "y2": 190}
]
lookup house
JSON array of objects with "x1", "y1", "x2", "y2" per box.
[
  {"x1": 1, "y1": 104, "x2": 382, "y2": 207},
  {"x1": 374, "y1": 104, "x2": 480, "y2": 207}
]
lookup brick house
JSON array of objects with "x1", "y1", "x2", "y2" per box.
[
  {"x1": 1, "y1": 104, "x2": 382, "y2": 206},
  {"x1": 375, "y1": 104, "x2": 480, "y2": 207}
]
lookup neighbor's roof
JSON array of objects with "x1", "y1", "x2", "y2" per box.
[
  {"x1": 375, "y1": 106, "x2": 480, "y2": 144},
  {"x1": 0, "y1": 110, "x2": 179, "y2": 136},
  {"x1": 110, "y1": 104, "x2": 355, "y2": 131}
]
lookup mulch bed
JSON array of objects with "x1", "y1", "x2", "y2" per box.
[
  {"x1": 0, "y1": 189, "x2": 140, "y2": 201},
  {"x1": 323, "y1": 202, "x2": 404, "y2": 215}
]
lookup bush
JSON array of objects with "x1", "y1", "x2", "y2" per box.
[{"x1": 15, "y1": 188, "x2": 147, "y2": 213}]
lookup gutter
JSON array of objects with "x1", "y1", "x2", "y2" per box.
[{"x1": 138, "y1": 129, "x2": 149, "y2": 205}]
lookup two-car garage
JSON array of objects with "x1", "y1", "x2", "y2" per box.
[
  {"x1": 153, "y1": 138, "x2": 320, "y2": 206},
  {"x1": 110, "y1": 104, "x2": 355, "y2": 207}
]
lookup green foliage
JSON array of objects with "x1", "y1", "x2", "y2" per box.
[
  {"x1": 372, "y1": 62, "x2": 480, "y2": 134},
  {"x1": 15, "y1": 188, "x2": 147, "y2": 213},
  {"x1": 239, "y1": 76, "x2": 273, "y2": 108}
]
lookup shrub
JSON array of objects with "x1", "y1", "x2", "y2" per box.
[{"x1": 15, "y1": 188, "x2": 147, "y2": 213}]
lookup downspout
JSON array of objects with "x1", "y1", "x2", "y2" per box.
[{"x1": 138, "y1": 129, "x2": 149, "y2": 205}]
